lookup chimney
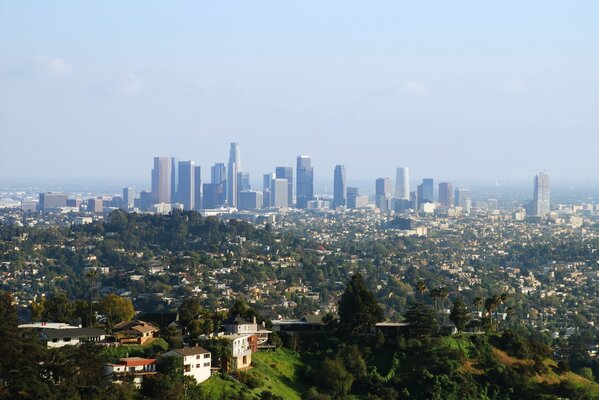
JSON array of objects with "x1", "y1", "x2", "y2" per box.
[{"x1": 253, "y1": 316, "x2": 256, "y2": 324}]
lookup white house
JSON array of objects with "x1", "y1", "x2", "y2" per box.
[
  {"x1": 160, "y1": 347, "x2": 212, "y2": 384},
  {"x1": 104, "y1": 357, "x2": 156, "y2": 387},
  {"x1": 42, "y1": 327, "x2": 106, "y2": 348},
  {"x1": 223, "y1": 334, "x2": 252, "y2": 371}
]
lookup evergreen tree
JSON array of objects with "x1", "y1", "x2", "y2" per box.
[{"x1": 338, "y1": 273, "x2": 384, "y2": 335}]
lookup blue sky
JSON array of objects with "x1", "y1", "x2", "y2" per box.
[{"x1": 1, "y1": 1, "x2": 598, "y2": 183}]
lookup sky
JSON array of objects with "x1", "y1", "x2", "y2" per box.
[{"x1": 1, "y1": 1, "x2": 599, "y2": 185}]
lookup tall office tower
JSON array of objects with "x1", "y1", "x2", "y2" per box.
[
  {"x1": 410, "y1": 191, "x2": 419, "y2": 210},
  {"x1": 88, "y1": 198, "x2": 103, "y2": 213},
  {"x1": 177, "y1": 161, "x2": 195, "y2": 210},
  {"x1": 238, "y1": 190, "x2": 263, "y2": 211},
  {"x1": 421, "y1": 178, "x2": 434, "y2": 203},
  {"x1": 202, "y1": 183, "x2": 226, "y2": 209},
  {"x1": 296, "y1": 156, "x2": 314, "y2": 209},
  {"x1": 211, "y1": 163, "x2": 226, "y2": 184},
  {"x1": 375, "y1": 177, "x2": 392, "y2": 210},
  {"x1": 455, "y1": 187, "x2": 471, "y2": 212},
  {"x1": 237, "y1": 172, "x2": 250, "y2": 196},
  {"x1": 333, "y1": 165, "x2": 347, "y2": 209},
  {"x1": 122, "y1": 187, "x2": 135, "y2": 210},
  {"x1": 39, "y1": 192, "x2": 68, "y2": 211},
  {"x1": 193, "y1": 166, "x2": 202, "y2": 211},
  {"x1": 272, "y1": 178, "x2": 289, "y2": 208},
  {"x1": 151, "y1": 157, "x2": 172, "y2": 204},
  {"x1": 275, "y1": 167, "x2": 294, "y2": 206},
  {"x1": 533, "y1": 172, "x2": 550, "y2": 217},
  {"x1": 438, "y1": 182, "x2": 454, "y2": 207},
  {"x1": 395, "y1": 167, "x2": 410, "y2": 200},
  {"x1": 170, "y1": 157, "x2": 179, "y2": 204},
  {"x1": 139, "y1": 191, "x2": 154, "y2": 211},
  {"x1": 227, "y1": 142, "x2": 241, "y2": 207},
  {"x1": 263, "y1": 173, "x2": 273, "y2": 207}
]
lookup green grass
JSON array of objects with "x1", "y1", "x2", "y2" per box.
[{"x1": 199, "y1": 348, "x2": 309, "y2": 400}]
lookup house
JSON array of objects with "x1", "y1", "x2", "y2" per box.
[
  {"x1": 271, "y1": 314, "x2": 331, "y2": 333},
  {"x1": 160, "y1": 346, "x2": 212, "y2": 384},
  {"x1": 42, "y1": 327, "x2": 106, "y2": 348},
  {"x1": 104, "y1": 357, "x2": 156, "y2": 387},
  {"x1": 221, "y1": 314, "x2": 271, "y2": 347},
  {"x1": 222, "y1": 334, "x2": 252, "y2": 371},
  {"x1": 114, "y1": 320, "x2": 159, "y2": 345}
]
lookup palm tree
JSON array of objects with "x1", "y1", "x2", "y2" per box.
[
  {"x1": 416, "y1": 280, "x2": 427, "y2": 302},
  {"x1": 430, "y1": 287, "x2": 441, "y2": 312},
  {"x1": 484, "y1": 295, "x2": 500, "y2": 332},
  {"x1": 439, "y1": 286, "x2": 449, "y2": 324},
  {"x1": 473, "y1": 296, "x2": 483, "y2": 332},
  {"x1": 85, "y1": 268, "x2": 98, "y2": 327}
]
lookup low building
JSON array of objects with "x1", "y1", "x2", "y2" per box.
[
  {"x1": 160, "y1": 347, "x2": 212, "y2": 384},
  {"x1": 222, "y1": 334, "x2": 252, "y2": 371},
  {"x1": 221, "y1": 315, "x2": 271, "y2": 347},
  {"x1": 114, "y1": 320, "x2": 159, "y2": 345},
  {"x1": 41, "y1": 327, "x2": 106, "y2": 348},
  {"x1": 104, "y1": 357, "x2": 157, "y2": 387}
]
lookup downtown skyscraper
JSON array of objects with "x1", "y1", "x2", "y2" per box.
[
  {"x1": 275, "y1": 166, "x2": 293, "y2": 206},
  {"x1": 395, "y1": 167, "x2": 410, "y2": 200},
  {"x1": 296, "y1": 156, "x2": 314, "y2": 209},
  {"x1": 177, "y1": 160, "x2": 196, "y2": 210},
  {"x1": 533, "y1": 172, "x2": 550, "y2": 217},
  {"x1": 438, "y1": 182, "x2": 454, "y2": 207},
  {"x1": 151, "y1": 157, "x2": 172, "y2": 204},
  {"x1": 227, "y1": 142, "x2": 241, "y2": 207},
  {"x1": 333, "y1": 165, "x2": 347, "y2": 209}
]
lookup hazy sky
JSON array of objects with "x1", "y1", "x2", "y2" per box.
[{"x1": 1, "y1": 1, "x2": 598, "y2": 184}]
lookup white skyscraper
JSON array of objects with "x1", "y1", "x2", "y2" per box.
[
  {"x1": 395, "y1": 167, "x2": 410, "y2": 200},
  {"x1": 227, "y1": 142, "x2": 241, "y2": 207},
  {"x1": 533, "y1": 172, "x2": 550, "y2": 217}
]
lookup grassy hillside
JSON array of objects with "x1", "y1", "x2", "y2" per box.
[{"x1": 199, "y1": 348, "x2": 308, "y2": 400}]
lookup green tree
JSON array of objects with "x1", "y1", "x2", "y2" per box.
[
  {"x1": 314, "y1": 358, "x2": 354, "y2": 398},
  {"x1": 99, "y1": 293, "x2": 135, "y2": 331},
  {"x1": 449, "y1": 297, "x2": 471, "y2": 334},
  {"x1": 338, "y1": 273, "x2": 384, "y2": 335},
  {"x1": 404, "y1": 302, "x2": 438, "y2": 338}
]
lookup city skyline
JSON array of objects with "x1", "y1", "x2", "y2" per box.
[{"x1": 2, "y1": 2, "x2": 599, "y2": 182}]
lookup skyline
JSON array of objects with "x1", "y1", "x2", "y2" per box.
[{"x1": 2, "y1": 2, "x2": 599, "y2": 181}]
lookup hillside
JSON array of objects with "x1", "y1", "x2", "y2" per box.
[{"x1": 198, "y1": 348, "x2": 308, "y2": 400}]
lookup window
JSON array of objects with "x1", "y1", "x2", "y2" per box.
[
  {"x1": 203, "y1": 354, "x2": 210, "y2": 359},
  {"x1": 196, "y1": 364, "x2": 201, "y2": 368},
  {"x1": 52, "y1": 338, "x2": 58, "y2": 343},
  {"x1": 203, "y1": 362, "x2": 210, "y2": 367},
  {"x1": 196, "y1": 355, "x2": 201, "y2": 359},
  {"x1": 184, "y1": 364, "x2": 191, "y2": 373},
  {"x1": 64, "y1": 337, "x2": 71, "y2": 342}
]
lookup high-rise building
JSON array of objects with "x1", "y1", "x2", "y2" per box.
[
  {"x1": 333, "y1": 165, "x2": 347, "y2": 209},
  {"x1": 202, "y1": 183, "x2": 226, "y2": 209},
  {"x1": 455, "y1": 188, "x2": 471, "y2": 212},
  {"x1": 296, "y1": 156, "x2": 314, "y2": 209},
  {"x1": 88, "y1": 198, "x2": 103, "y2": 213},
  {"x1": 271, "y1": 178, "x2": 289, "y2": 208},
  {"x1": 421, "y1": 178, "x2": 434, "y2": 203},
  {"x1": 178, "y1": 161, "x2": 195, "y2": 210},
  {"x1": 140, "y1": 191, "x2": 154, "y2": 211},
  {"x1": 39, "y1": 192, "x2": 68, "y2": 211},
  {"x1": 238, "y1": 190, "x2": 263, "y2": 211},
  {"x1": 151, "y1": 157, "x2": 172, "y2": 204},
  {"x1": 395, "y1": 167, "x2": 410, "y2": 200},
  {"x1": 211, "y1": 163, "x2": 226, "y2": 184},
  {"x1": 347, "y1": 187, "x2": 369, "y2": 209},
  {"x1": 375, "y1": 178, "x2": 392, "y2": 210},
  {"x1": 240, "y1": 172, "x2": 251, "y2": 191},
  {"x1": 263, "y1": 173, "x2": 273, "y2": 207},
  {"x1": 275, "y1": 167, "x2": 293, "y2": 206},
  {"x1": 171, "y1": 157, "x2": 179, "y2": 204},
  {"x1": 194, "y1": 166, "x2": 202, "y2": 211},
  {"x1": 227, "y1": 142, "x2": 241, "y2": 207},
  {"x1": 122, "y1": 187, "x2": 135, "y2": 210},
  {"x1": 438, "y1": 182, "x2": 454, "y2": 207},
  {"x1": 533, "y1": 172, "x2": 550, "y2": 217}
]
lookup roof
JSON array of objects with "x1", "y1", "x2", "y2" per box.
[
  {"x1": 166, "y1": 346, "x2": 211, "y2": 357},
  {"x1": 42, "y1": 327, "x2": 105, "y2": 340},
  {"x1": 114, "y1": 320, "x2": 158, "y2": 333},
  {"x1": 119, "y1": 357, "x2": 156, "y2": 367},
  {"x1": 223, "y1": 314, "x2": 254, "y2": 325}
]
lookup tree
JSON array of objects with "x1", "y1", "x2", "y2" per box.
[
  {"x1": 404, "y1": 302, "x2": 437, "y2": 338},
  {"x1": 416, "y1": 280, "x2": 427, "y2": 302},
  {"x1": 33, "y1": 291, "x2": 75, "y2": 323},
  {"x1": 178, "y1": 297, "x2": 204, "y2": 327},
  {"x1": 472, "y1": 296, "x2": 484, "y2": 333},
  {"x1": 338, "y1": 273, "x2": 384, "y2": 335},
  {"x1": 449, "y1": 298, "x2": 471, "y2": 334},
  {"x1": 484, "y1": 295, "x2": 500, "y2": 332},
  {"x1": 314, "y1": 358, "x2": 354, "y2": 398},
  {"x1": 99, "y1": 294, "x2": 135, "y2": 331}
]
